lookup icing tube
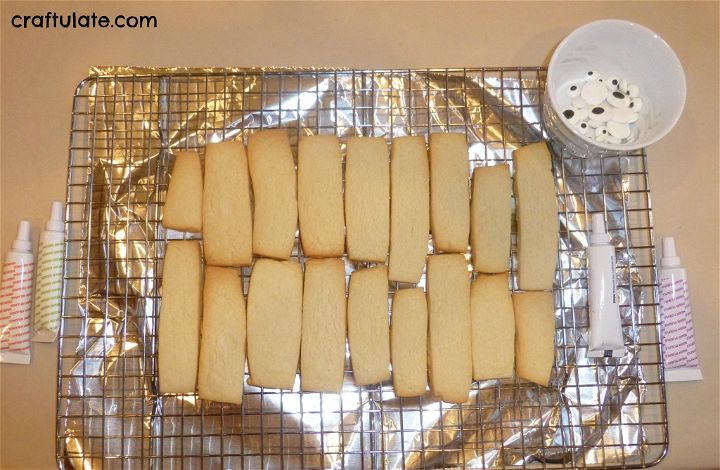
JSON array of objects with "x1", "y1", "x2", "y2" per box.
[
  {"x1": 0, "y1": 220, "x2": 35, "y2": 364},
  {"x1": 658, "y1": 237, "x2": 702, "y2": 382},
  {"x1": 587, "y1": 213, "x2": 625, "y2": 358},
  {"x1": 32, "y1": 201, "x2": 65, "y2": 343}
]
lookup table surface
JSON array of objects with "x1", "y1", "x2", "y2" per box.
[{"x1": 1, "y1": 2, "x2": 718, "y2": 469}]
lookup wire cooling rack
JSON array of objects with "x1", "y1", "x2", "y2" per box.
[{"x1": 56, "y1": 67, "x2": 668, "y2": 469}]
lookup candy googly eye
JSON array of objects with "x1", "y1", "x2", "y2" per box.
[
  {"x1": 567, "y1": 84, "x2": 581, "y2": 98},
  {"x1": 629, "y1": 97, "x2": 643, "y2": 112},
  {"x1": 605, "y1": 76, "x2": 620, "y2": 90},
  {"x1": 581, "y1": 80, "x2": 607, "y2": 105},
  {"x1": 577, "y1": 121, "x2": 590, "y2": 135},
  {"x1": 586, "y1": 70, "x2": 596, "y2": 78},
  {"x1": 588, "y1": 106, "x2": 611, "y2": 122},
  {"x1": 612, "y1": 107, "x2": 637, "y2": 124},
  {"x1": 607, "y1": 121, "x2": 631, "y2": 139},
  {"x1": 595, "y1": 126, "x2": 609, "y2": 137},
  {"x1": 565, "y1": 106, "x2": 588, "y2": 125},
  {"x1": 627, "y1": 84, "x2": 640, "y2": 98},
  {"x1": 607, "y1": 91, "x2": 631, "y2": 108}
]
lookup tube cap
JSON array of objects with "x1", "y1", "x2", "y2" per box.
[
  {"x1": 661, "y1": 236, "x2": 681, "y2": 268},
  {"x1": 589, "y1": 213, "x2": 610, "y2": 244},
  {"x1": 12, "y1": 220, "x2": 32, "y2": 252},
  {"x1": 45, "y1": 201, "x2": 64, "y2": 232}
]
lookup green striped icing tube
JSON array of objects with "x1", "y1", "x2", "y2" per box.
[{"x1": 32, "y1": 202, "x2": 65, "y2": 343}]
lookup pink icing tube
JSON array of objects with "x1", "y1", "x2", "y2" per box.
[
  {"x1": 658, "y1": 237, "x2": 702, "y2": 382},
  {"x1": 0, "y1": 220, "x2": 35, "y2": 364}
]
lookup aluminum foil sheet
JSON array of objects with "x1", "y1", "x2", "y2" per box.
[{"x1": 57, "y1": 67, "x2": 667, "y2": 469}]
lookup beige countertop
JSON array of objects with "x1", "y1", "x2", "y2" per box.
[{"x1": 1, "y1": 2, "x2": 718, "y2": 469}]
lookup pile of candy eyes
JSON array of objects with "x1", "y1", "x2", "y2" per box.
[{"x1": 562, "y1": 71, "x2": 643, "y2": 144}]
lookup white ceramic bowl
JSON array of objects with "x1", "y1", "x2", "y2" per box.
[{"x1": 545, "y1": 19, "x2": 686, "y2": 155}]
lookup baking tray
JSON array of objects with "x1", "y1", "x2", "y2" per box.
[{"x1": 56, "y1": 67, "x2": 668, "y2": 469}]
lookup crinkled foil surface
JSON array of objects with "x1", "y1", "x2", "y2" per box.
[{"x1": 57, "y1": 67, "x2": 667, "y2": 469}]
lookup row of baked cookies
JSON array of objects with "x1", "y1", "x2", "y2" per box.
[
  {"x1": 158, "y1": 243, "x2": 555, "y2": 405},
  {"x1": 161, "y1": 130, "x2": 557, "y2": 288}
]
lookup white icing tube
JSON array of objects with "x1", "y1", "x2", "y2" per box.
[
  {"x1": 0, "y1": 220, "x2": 35, "y2": 364},
  {"x1": 587, "y1": 213, "x2": 625, "y2": 358},
  {"x1": 658, "y1": 237, "x2": 702, "y2": 382}
]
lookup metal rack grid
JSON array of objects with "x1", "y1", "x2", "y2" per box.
[{"x1": 56, "y1": 67, "x2": 668, "y2": 469}]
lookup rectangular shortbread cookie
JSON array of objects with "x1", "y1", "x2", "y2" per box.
[
  {"x1": 159, "y1": 240, "x2": 203, "y2": 394},
  {"x1": 297, "y1": 135, "x2": 345, "y2": 258},
  {"x1": 513, "y1": 291, "x2": 556, "y2": 386},
  {"x1": 300, "y1": 258, "x2": 347, "y2": 392},
  {"x1": 426, "y1": 254, "x2": 472, "y2": 403},
  {"x1": 345, "y1": 137, "x2": 390, "y2": 262},
  {"x1": 247, "y1": 259, "x2": 303, "y2": 390},
  {"x1": 390, "y1": 288, "x2": 428, "y2": 397},
  {"x1": 512, "y1": 142, "x2": 559, "y2": 290},
  {"x1": 470, "y1": 164, "x2": 512, "y2": 273},
  {"x1": 247, "y1": 129, "x2": 298, "y2": 259},
  {"x1": 388, "y1": 136, "x2": 430, "y2": 283},
  {"x1": 203, "y1": 141, "x2": 253, "y2": 266},
  {"x1": 162, "y1": 151, "x2": 203, "y2": 232},
  {"x1": 470, "y1": 273, "x2": 515, "y2": 381},
  {"x1": 347, "y1": 265, "x2": 391, "y2": 385},
  {"x1": 198, "y1": 267, "x2": 246, "y2": 405},
  {"x1": 429, "y1": 133, "x2": 470, "y2": 253}
]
